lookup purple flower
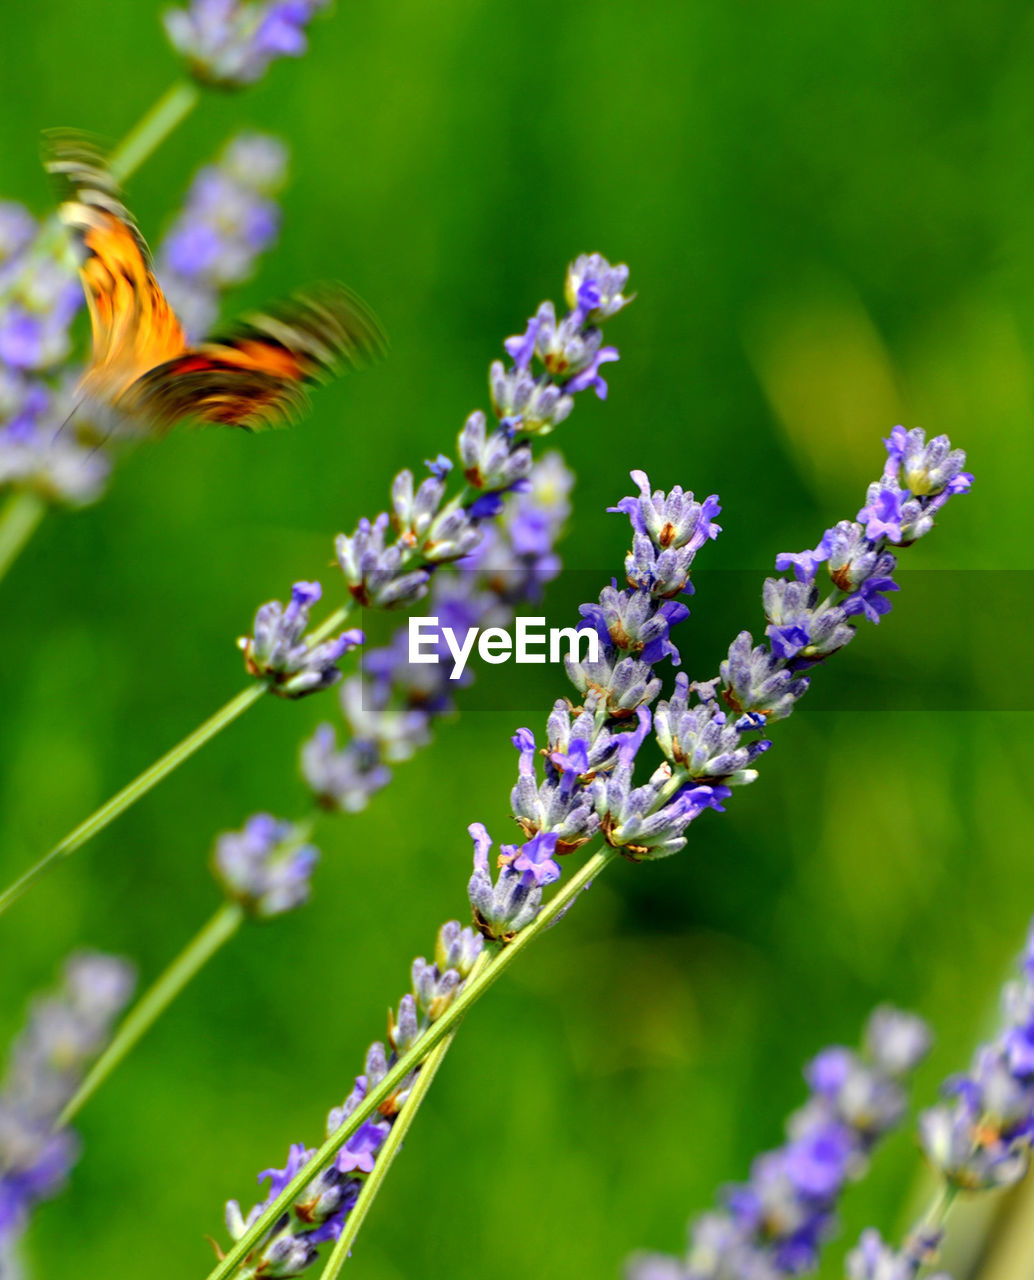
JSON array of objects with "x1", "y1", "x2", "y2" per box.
[
  {"x1": 238, "y1": 580, "x2": 363, "y2": 698},
  {"x1": 612, "y1": 470, "x2": 722, "y2": 552},
  {"x1": 1, "y1": 952, "x2": 134, "y2": 1255},
  {"x1": 156, "y1": 132, "x2": 288, "y2": 339},
  {"x1": 467, "y1": 823, "x2": 543, "y2": 939},
  {"x1": 564, "y1": 252, "x2": 633, "y2": 323},
  {"x1": 224, "y1": 920, "x2": 483, "y2": 1269},
  {"x1": 306, "y1": 454, "x2": 574, "y2": 816},
  {"x1": 212, "y1": 814, "x2": 319, "y2": 917},
  {"x1": 627, "y1": 1009, "x2": 930, "y2": 1280},
  {"x1": 918, "y1": 922, "x2": 1034, "y2": 1190},
  {"x1": 163, "y1": 0, "x2": 331, "y2": 88}
]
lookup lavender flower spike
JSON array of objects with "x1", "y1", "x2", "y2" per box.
[
  {"x1": 306, "y1": 453, "x2": 574, "y2": 816},
  {"x1": 164, "y1": 0, "x2": 331, "y2": 88},
  {"x1": 626, "y1": 1007, "x2": 931, "y2": 1280},
  {"x1": 335, "y1": 253, "x2": 629, "y2": 612},
  {"x1": 238, "y1": 580, "x2": 364, "y2": 698},
  {"x1": 156, "y1": 131, "x2": 288, "y2": 340},
  {"x1": 212, "y1": 814, "x2": 319, "y2": 918},
  {"x1": 1, "y1": 202, "x2": 102, "y2": 507},
  {"x1": 844, "y1": 923, "x2": 1034, "y2": 1280},
  {"x1": 469, "y1": 469, "x2": 727, "y2": 925},
  {"x1": 221, "y1": 922, "x2": 484, "y2": 1273},
  {"x1": 0, "y1": 952, "x2": 135, "y2": 1258}
]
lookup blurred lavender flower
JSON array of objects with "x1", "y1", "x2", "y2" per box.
[
  {"x1": 239, "y1": 580, "x2": 364, "y2": 698},
  {"x1": 626, "y1": 1008, "x2": 931, "y2": 1280},
  {"x1": 0, "y1": 203, "x2": 101, "y2": 506},
  {"x1": 845, "y1": 1230, "x2": 950, "y2": 1280},
  {"x1": 164, "y1": 0, "x2": 331, "y2": 88},
  {"x1": 335, "y1": 253, "x2": 629, "y2": 610},
  {"x1": 915, "y1": 922, "x2": 1034, "y2": 1190},
  {"x1": 156, "y1": 132, "x2": 288, "y2": 339},
  {"x1": 0, "y1": 952, "x2": 134, "y2": 1258},
  {"x1": 840, "y1": 925, "x2": 1034, "y2": 1280},
  {"x1": 0, "y1": 207, "x2": 80, "y2": 375},
  {"x1": 303, "y1": 452, "x2": 574, "y2": 814},
  {"x1": 222, "y1": 921, "x2": 483, "y2": 1274},
  {"x1": 212, "y1": 814, "x2": 319, "y2": 917}
]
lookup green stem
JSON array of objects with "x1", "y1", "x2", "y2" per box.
[
  {"x1": 58, "y1": 902, "x2": 244, "y2": 1127},
  {"x1": 0, "y1": 683, "x2": 266, "y2": 918},
  {"x1": 205, "y1": 846, "x2": 618, "y2": 1280},
  {"x1": 0, "y1": 491, "x2": 46, "y2": 587},
  {"x1": 0, "y1": 597, "x2": 355, "y2": 920},
  {"x1": 318, "y1": 950, "x2": 491, "y2": 1277},
  {"x1": 109, "y1": 80, "x2": 202, "y2": 183}
]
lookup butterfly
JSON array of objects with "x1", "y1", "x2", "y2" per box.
[{"x1": 44, "y1": 132, "x2": 385, "y2": 433}]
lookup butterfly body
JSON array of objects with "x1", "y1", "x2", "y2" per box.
[{"x1": 45, "y1": 133, "x2": 384, "y2": 433}]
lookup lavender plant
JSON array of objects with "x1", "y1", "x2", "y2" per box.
[
  {"x1": 204, "y1": 426, "x2": 970, "y2": 1279},
  {"x1": 302, "y1": 452, "x2": 573, "y2": 812},
  {"x1": 0, "y1": 253, "x2": 630, "y2": 917},
  {"x1": 844, "y1": 922, "x2": 1034, "y2": 1280},
  {"x1": 164, "y1": 0, "x2": 332, "y2": 88},
  {"x1": 56, "y1": 452, "x2": 576, "y2": 1126},
  {"x1": 156, "y1": 131, "x2": 290, "y2": 341},
  {"x1": 0, "y1": 952, "x2": 135, "y2": 1272},
  {"x1": 57, "y1": 815, "x2": 320, "y2": 1125},
  {"x1": 625, "y1": 1009, "x2": 933, "y2": 1280}
]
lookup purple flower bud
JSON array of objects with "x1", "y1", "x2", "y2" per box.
[
  {"x1": 239, "y1": 581, "x2": 363, "y2": 697},
  {"x1": 467, "y1": 822, "x2": 543, "y2": 940},
  {"x1": 211, "y1": 813, "x2": 319, "y2": 917},
  {"x1": 163, "y1": 0, "x2": 330, "y2": 88}
]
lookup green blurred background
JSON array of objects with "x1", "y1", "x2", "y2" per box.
[{"x1": 3, "y1": 2, "x2": 1034, "y2": 1277}]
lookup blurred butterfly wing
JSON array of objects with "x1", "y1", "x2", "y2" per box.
[
  {"x1": 125, "y1": 285, "x2": 387, "y2": 431},
  {"x1": 44, "y1": 132, "x2": 185, "y2": 398}
]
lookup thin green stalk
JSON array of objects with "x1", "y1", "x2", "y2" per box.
[
  {"x1": 205, "y1": 846, "x2": 618, "y2": 1280},
  {"x1": 318, "y1": 949, "x2": 492, "y2": 1278},
  {"x1": 58, "y1": 902, "x2": 244, "y2": 1127},
  {"x1": 0, "y1": 491, "x2": 46, "y2": 587},
  {"x1": 0, "y1": 684, "x2": 266, "y2": 917},
  {"x1": 0, "y1": 600, "x2": 355, "y2": 919},
  {"x1": 110, "y1": 80, "x2": 202, "y2": 182}
]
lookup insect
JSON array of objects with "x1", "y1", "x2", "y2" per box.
[{"x1": 44, "y1": 132, "x2": 385, "y2": 433}]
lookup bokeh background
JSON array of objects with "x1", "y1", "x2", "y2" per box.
[{"x1": 3, "y1": 2, "x2": 1034, "y2": 1277}]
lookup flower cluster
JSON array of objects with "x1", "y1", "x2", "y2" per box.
[
  {"x1": 918, "y1": 919, "x2": 1034, "y2": 1191},
  {"x1": 238, "y1": 580, "x2": 364, "y2": 698},
  {"x1": 842, "y1": 922, "x2": 1034, "y2": 1280},
  {"x1": 0, "y1": 203, "x2": 105, "y2": 506},
  {"x1": 334, "y1": 253, "x2": 631, "y2": 612},
  {"x1": 156, "y1": 131, "x2": 288, "y2": 340},
  {"x1": 0, "y1": 952, "x2": 135, "y2": 1259},
  {"x1": 222, "y1": 921, "x2": 483, "y2": 1275},
  {"x1": 469, "y1": 471, "x2": 728, "y2": 941},
  {"x1": 468, "y1": 423, "x2": 972, "y2": 943},
  {"x1": 216, "y1": 430, "x2": 971, "y2": 1275},
  {"x1": 212, "y1": 814, "x2": 320, "y2": 918},
  {"x1": 164, "y1": 0, "x2": 330, "y2": 88},
  {"x1": 302, "y1": 452, "x2": 573, "y2": 812},
  {"x1": 626, "y1": 1008, "x2": 932, "y2": 1280}
]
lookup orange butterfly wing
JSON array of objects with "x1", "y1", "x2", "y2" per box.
[
  {"x1": 45, "y1": 132, "x2": 186, "y2": 404},
  {"x1": 45, "y1": 133, "x2": 385, "y2": 434},
  {"x1": 124, "y1": 286, "x2": 387, "y2": 431}
]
